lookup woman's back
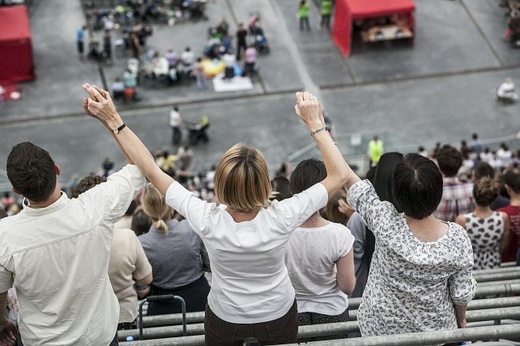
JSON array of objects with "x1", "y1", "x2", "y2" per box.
[
  {"x1": 348, "y1": 180, "x2": 476, "y2": 336},
  {"x1": 463, "y1": 211, "x2": 504, "y2": 270},
  {"x1": 139, "y1": 219, "x2": 207, "y2": 289},
  {"x1": 285, "y1": 222, "x2": 354, "y2": 315},
  {"x1": 167, "y1": 180, "x2": 328, "y2": 323}
]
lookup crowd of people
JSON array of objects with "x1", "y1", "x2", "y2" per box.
[
  {"x1": 78, "y1": 1, "x2": 273, "y2": 102},
  {"x1": 1, "y1": 84, "x2": 518, "y2": 346}
]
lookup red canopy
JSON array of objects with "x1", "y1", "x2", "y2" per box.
[
  {"x1": 333, "y1": 0, "x2": 415, "y2": 56},
  {"x1": 0, "y1": 5, "x2": 35, "y2": 83}
]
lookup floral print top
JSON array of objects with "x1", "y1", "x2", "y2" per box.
[{"x1": 348, "y1": 180, "x2": 477, "y2": 336}]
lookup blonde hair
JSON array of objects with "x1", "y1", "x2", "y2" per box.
[
  {"x1": 141, "y1": 183, "x2": 172, "y2": 234},
  {"x1": 214, "y1": 144, "x2": 271, "y2": 212}
]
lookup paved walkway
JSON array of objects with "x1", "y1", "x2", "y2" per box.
[{"x1": 0, "y1": 0, "x2": 519, "y2": 181}]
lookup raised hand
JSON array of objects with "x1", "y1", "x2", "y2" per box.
[
  {"x1": 294, "y1": 91, "x2": 323, "y2": 130},
  {"x1": 82, "y1": 83, "x2": 122, "y2": 129}
]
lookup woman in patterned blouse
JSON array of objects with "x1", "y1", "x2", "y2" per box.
[
  {"x1": 347, "y1": 153, "x2": 477, "y2": 337},
  {"x1": 455, "y1": 177, "x2": 510, "y2": 270}
]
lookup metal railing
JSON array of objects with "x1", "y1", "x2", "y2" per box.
[{"x1": 118, "y1": 300, "x2": 520, "y2": 343}]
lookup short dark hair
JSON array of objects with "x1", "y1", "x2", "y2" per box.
[
  {"x1": 289, "y1": 159, "x2": 326, "y2": 195},
  {"x1": 503, "y1": 169, "x2": 520, "y2": 194},
  {"x1": 71, "y1": 175, "x2": 107, "y2": 198},
  {"x1": 473, "y1": 162, "x2": 495, "y2": 180},
  {"x1": 436, "y1": 144, "x2": 462, "y2": 177},
  {"x1": 271, "y1": 176, "x2": 292, "y2": 201},
  {"x1": 7, "y1": 142, "x2": 57, "y2": 202},
  {"x1": 393, "y1": 153, "x2": 443, "y2": 219}
]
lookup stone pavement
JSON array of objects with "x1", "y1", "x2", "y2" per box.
[{"x1": 0, "y1": 0, "x2": 519, "y2": 184}]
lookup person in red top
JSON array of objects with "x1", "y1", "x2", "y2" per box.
[{"x1": 497, "y1": 168, "x2": 520, "y2": 264}]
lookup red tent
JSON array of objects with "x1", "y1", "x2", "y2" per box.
[
  {"x1": 0, "y1": 5, "x2": 35, "y2": 83},
  {"x1": 332, "y1": 0, "x2": 415, "y2": 56}
]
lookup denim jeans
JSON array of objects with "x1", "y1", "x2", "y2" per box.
[{"x1": 204, "y1": 300, "x2": 298, "y2": 346}]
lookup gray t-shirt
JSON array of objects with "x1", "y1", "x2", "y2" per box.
[{"x1": 139, "y1": 219, "x2": 209, "y2": 289}]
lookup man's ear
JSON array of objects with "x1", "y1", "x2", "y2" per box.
[{"x1": 55, "y1": 164, "x2": 61, "y2": 176}]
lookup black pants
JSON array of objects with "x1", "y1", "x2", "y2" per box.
[
  {"x1": 147, "y1": 275, "x2": 210, "y2": 315},
  {"x1": 204, "y1": 300, "x2": 298, "y2": 346}
]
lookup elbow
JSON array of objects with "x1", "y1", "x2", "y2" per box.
[
  {"x1": 338, "y1": 277, "x2": 356, "y2": 296},
  {"x1": 137, "y1": 287, "x2": 150, "y2": 299},
  {"x1": 337, "y1": 168, "x2": 349, "y2": 187}
]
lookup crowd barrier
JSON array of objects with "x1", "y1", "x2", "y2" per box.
[
  {"x1": 119, "y1": 298, "x2": 520, "y2": 343},
  {"x1": 119, "y1": 265, "x2": 520, "y2": 345}
]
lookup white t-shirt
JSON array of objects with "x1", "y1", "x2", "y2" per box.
[
  {"x1": 170, "y1": 109, "x2": 182, "y2": 127},
  {"x1": 285, "y1": 222, "x2": 354, "y2": 315},
  {"x1": 0, "y1": 165, "x2": 147, "y2": 346},
  {"x1": 166, "y1": 181, "x2": 328, "y2": 323}
]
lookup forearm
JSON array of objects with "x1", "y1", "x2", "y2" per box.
[
  {"x1": 454, "y1": 304, "x2": 467, "y2": 328},
  {"x1": 101, "y1": 120, "x2": 133, "y2": 164},
  {"x1": 313, "y1": 129, "x2": 359, "y2": 194},
  {"x1": 116, "y1": 127, "x2": 174, "y2": 195},
  {"x1": 134, "y1": 273, "x2": 152, "y2": 299}
]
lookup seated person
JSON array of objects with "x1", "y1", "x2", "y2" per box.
[
  {"x1": 111, "y1": 78, "x2": 125, "y2": 100},
  {"x1": 151, "y1": 52, "x2": 169, "y2": 78},
  {"x1": 177, "y1": 46, "x2": 195, "y2": 75},
  {"x1": 165, "y1": 48, "x2": 178, "y2": 69},
  {"x1": 222, "y1": 53, "x2": 236, "y2": 79},
  {"x1": 123, "y1": 69, "x2": 138, "y2": 101},
  {"x1": 496, "y1": 77, "x2": 518, "y2": 101}
]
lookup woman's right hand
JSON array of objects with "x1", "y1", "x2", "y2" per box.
[{"x1": 295, "y1": 91, "x2": 324, "y2": 130}]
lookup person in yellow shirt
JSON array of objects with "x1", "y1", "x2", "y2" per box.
[
  {"x1": 368, "y1": 135, "x2": 384, "y2": 167},
  {"x1": 298, "y1": 0, "x2": 311, "y2": 32}
]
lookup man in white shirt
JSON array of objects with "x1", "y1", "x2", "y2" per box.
[
  {"x1": 0, "y1": 138, "x2": 147, "y2": 345},
  {"x1": 169, "y1": 105, "x2": 183, "y2": 146}
]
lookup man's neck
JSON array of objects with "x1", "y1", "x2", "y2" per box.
[
  {"x1": 27, "y1": 186, "x2": 62, "y2": 209},
  {"x1": 509, "y1": 194, "x2": 520, "y2": 207}
]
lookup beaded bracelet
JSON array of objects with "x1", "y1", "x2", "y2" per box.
[{"x1": 310, "y1": 126, "x2": 328, "y2": 137}]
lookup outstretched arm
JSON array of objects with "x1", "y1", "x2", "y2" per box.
[
  {"x1": 82, "y1": 84, "x2": 174, "y2": 195},
  {"x1": 295, "y1": 92, "x2": 359, "y2": 198}
]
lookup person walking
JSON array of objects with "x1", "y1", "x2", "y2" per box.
[
  {"x1": 76, "y1": 25, "x2": 87, "y2": 61},
  {"x1": 235, "y1": 23, "x2": 248, "y2": 61},
  {"x1": 169, "y1": 105, "x2": 183, "y2": 146},
  {"x1": 318, "y1": 0, "x2": 333, "y2": 31},
  {"x1": 367, "y1": 135, "x2": 384, "y2": 167},
  {"x1": 83, "y1": 84, "x2": 349, "y2": 345},
  {"x1": 298, "y1": 0, "x2": 311, "y2": 32}
]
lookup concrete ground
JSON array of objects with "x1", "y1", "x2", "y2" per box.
[{"x1": 0, "y1": 0, "x2": 520, "y2": 184}]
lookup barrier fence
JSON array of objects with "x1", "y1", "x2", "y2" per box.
[{"x1": 119, "y1": 265, "x2": 520, "y2": 345}]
